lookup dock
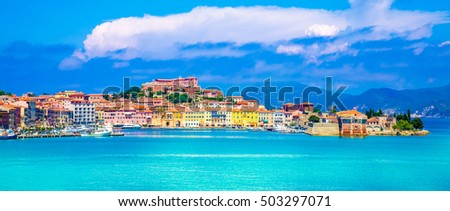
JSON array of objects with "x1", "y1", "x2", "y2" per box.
[{"x1": 17, "y1": 134, "x2": 81, "y2": 139}]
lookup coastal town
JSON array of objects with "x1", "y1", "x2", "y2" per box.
[{"x1": 1, "y1": 76, "x2": 428, "y2": 139}]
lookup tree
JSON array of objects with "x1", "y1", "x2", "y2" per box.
[
  {"x1": 393, "y1": 120, "x2": 414, "y2": 130},
  {"x1": 166, "y1": 93, "x2": 190, "y2": 104},
  {"x1": 411, "y1": 118, "x2": 424, "y2": 130},
  {"x1": 407, "y1": 109, "x2": 411, "y2": 122},
  {"x1": 308, "y1": 115, "x2": 320, "y2": 123},
  {"x1": 331, "y1": 106, "x2": 337, "y2": 113},
  {"x1": 103, "y1": 94, "x2": 110, "y2": 101},
  {"x1": 148, "y1": 92, "x2": 154, "y2": 98},
  {"x1": 396, "y1": 114, "x2": 408, "y2": 122},
  {"x1": 0, "y1": 90, "x2": 5, "y2": 95},
  {"x1": 313, "y1": 108, "x2": 321, "y2": 113}
]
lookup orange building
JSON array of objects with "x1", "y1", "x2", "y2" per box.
[{"x1": 336, "y1": 110, "x2": 368, "y2": 136}]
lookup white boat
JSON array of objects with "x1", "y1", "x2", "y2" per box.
[
  {"x1": 274, "y1": 124, "x2": 286, "y2": 132},
  {"x1": 0, "y1": 129, "x2": 8, "y2": 140},
  {"x1": 81, "y1": 127, "x2": 112, "y2": 137},
  {"x1": 122, "y1": 124, "x2": 141, "y2": 129},
  {"x1": 7, "y1": 129, "x2": 17, "y2": 139},
  {"x1": 0, "y1": 129, "x2": 17, "y2": 140}
]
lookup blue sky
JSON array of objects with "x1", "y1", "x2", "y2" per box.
[{"x1": 1, "y1": 0, "x2": 450, "y2": 95}]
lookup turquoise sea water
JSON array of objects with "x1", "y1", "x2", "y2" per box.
[{"x1": 1, "y1": 119, "x2": 449, "y2": 191}]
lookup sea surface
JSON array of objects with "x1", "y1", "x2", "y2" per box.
[{"x1": 1, "y1": 118, "x2": 449, "y2": 191}]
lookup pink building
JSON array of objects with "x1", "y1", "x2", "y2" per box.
[{"x1": 103, "y1": 110, "x2": 152, "y2": 126}]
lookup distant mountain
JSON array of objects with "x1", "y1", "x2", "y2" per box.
[{"x1": 341, "y1": 84, "x2": 450, "y2": 117}]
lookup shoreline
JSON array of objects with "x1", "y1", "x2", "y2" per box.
[{"x1": 10, "y1": 127, "x2": 431, "y2": 140}]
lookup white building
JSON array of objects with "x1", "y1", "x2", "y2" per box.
[
  {"x1": 273, "y1": 111, "x2": 285, "y2": 126},
  {"x1": 70, "y1": 101, "x2": 96, "y2": 125}
]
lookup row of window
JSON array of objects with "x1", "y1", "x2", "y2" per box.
[
  {"x1": 104, "y1": 117, "x2": 148, "y2": 119},
  {"x1": 75, "y1": 107, "x2": 94, "y2": 110}
]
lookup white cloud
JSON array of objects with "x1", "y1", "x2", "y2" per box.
[
  {"x1": 405, "y1": 42, "x2": 429, "y2": 55},
  {"x1": 64, "y1": 0, "x2": 448, "y2": 67},
  {"x1": 277, "y1": 41, "x2": 357, "y2": 64},
  {"x1": 59, "y1": 56, "x2": 84, "y2": 70},
  {"x1": 59, "y1": 48, "x2": 88, "y2": 70},
  {"x1": 305, "y1": 24, "x2": 341, "y2": 37},
  {"x1": 112, "y1": 61, "x2": 130, "y2": 68},
  {"x1": 439, "y1": 41, "x2": 450, "y2": 47},
  {"x1": 276, "y1": 45, "x2": 305, "y2": 55}
]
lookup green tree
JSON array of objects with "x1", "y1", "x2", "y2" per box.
[
  {"x1": 393, "y1": 120, "x2": 414, "y2": 130},
  {"x1": 331, "y1": 106, "x2": 337, "y2": 113},
  {"x1": 407, "y1": 109, "x2": 411, "y2": 122},
  {"x1": 313, "y1": 108, "x2": 321, "y2": 113},
  {"x1": 148, "y1": 92, "x2": 154, "y2": 98},
  {"x1": 308, "y1": 115, "x2": 320, "y2": 123},
  {"x1": 103, "y1": 94, "x2": 110, "y2": 101},
  {"x1": 0, "y1": 90, "x2": 5, "y2": 95},
  {"x1": 411, "y1": 118, "x2": 424, "y2": 130},
  {"x1": 378, "y1": 109, "x2": 383, "y2": 116}
]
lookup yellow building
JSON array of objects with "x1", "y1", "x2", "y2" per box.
[
  {"x1": 231, "y1": 108, "x2": 259, "y2": 128},
  {"x1": 162, "y1": 107, "x2": 184, "y2": 128},
  {"x1": 258, "y1": 107, "x2": 273, "y2": 128}
]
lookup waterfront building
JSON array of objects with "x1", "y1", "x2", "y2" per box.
[
  {"x1": 211, "y1": 108, "x2": 231, "y2": 127},
  {"x1": 48, "y1": 108, "x2": 72, "y2": 127},
  {"x1": 366, "y1": 116, "x2": 397, "y2": 133},
  {"x1": 103, "y1": 109, "x2": 152, "y2": 126},
  {"x1": 162, "y1": 107, "x2": 183, "y2": 128},
  {"x1": 0, "y1": 110, "x2": 12, "y2": 129},
  {"x1": 184, "y1": 108, "x2": 203, "y2": 128},
  {"x1": 273, "y1": 111, "x2": 285, "y2": 126},
  {"x1": 95, "y1": 107, "x2": 105, "y2": 124},
  {"x1": 70, "y1": 101, "x2": 96, "y2": 125},
  {"x1": 336, "y1": 110, "x2": 368, "y2": 136},
  {"x1": 231, "y1": 108, "x2": 259, "y2": 127},
  {"x1": 284, "y1": 112, "x2": 293, "y2": 126},
  {"x1": 25, "y1": 100, "x2": 36, "y2": 126},
  {"x1": 258, "y1": 107, "x2": 274, "y2": 128},
  {"x1": 0, "y1": 105, "x2": 19, "y2": 129}
]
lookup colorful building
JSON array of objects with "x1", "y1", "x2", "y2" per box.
[
  {"x1": 231, "y1": 108, "x2": 259, "y2": 127},
  {"x1": 103, "y1": 110, "x2": 152, "y2": 126},
  {"x1": 336, "y1": 110, "x2": 368, "y2": 136}
]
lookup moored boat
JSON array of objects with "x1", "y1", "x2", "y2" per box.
[
  {"x1": 0, "y1": 129, "x2": 8, "y2": 140},
  {"x1": 7, "y1": 129, "x2": 17, "y2": 139},
  {"x1": 81, "y1": 127, "x2": 112, "y2": 137},
  {"x1": 122, "y1": 124, "x2": 141, "y2": 129}
]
